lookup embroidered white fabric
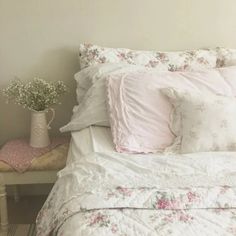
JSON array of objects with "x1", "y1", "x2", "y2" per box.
[
  {"x1": 162, "y1": 88, "x2": 236, "y2": 154},
  {"x1": 36, "y1": 127, "x2": 236, "y2": 236}
]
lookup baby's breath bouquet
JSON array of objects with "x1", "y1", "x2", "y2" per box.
[{"x1": 2, "y1": 78, "x2": 67, "y2": 111}]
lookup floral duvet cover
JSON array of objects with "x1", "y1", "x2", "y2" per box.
[{"x1": 36, "y1": 151, "x2": 236, "y2": 236}]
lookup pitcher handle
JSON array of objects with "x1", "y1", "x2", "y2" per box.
[{"x1": 47, "y1": 108, "x2": 55, "y2": 130}]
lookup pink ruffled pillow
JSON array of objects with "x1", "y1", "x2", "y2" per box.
[{"x1": 107, "y1": 66, "x2": 236, "y2": 153}]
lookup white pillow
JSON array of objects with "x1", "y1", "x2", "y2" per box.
[
  {"x1": 162, "y1": 88, "x2": 236, "y2": 154},
  {"x1": 74, "y1": 63, "x2": 149, "y2": 104},
  {"x1": 60, "y1": 79, "x2": 108, "y2": 132},
  {"x1": 62, "y1": 65, "x2": 236, "y2": 133},
  {"x1": 61, "y1": 64, "x2": 153, "y2": 132}
]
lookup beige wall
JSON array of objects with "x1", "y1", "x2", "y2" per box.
[{"x1": 1, "y1": 0, "x2": 236, "y2": 145}]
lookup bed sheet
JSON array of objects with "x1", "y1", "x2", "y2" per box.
[
  {"x1": 66, "y1": 126, "x2": 114, "y2": 164},
  {"x1": 36, "y1": 127, "x2": 236, "y2": 236}
]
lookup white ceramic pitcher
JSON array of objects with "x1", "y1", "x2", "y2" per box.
[{"x1": 29, "y1": 108, "x2": 55, "y2": 148}]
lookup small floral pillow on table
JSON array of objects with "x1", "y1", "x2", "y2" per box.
[
  {"x1": 162, "y1": 88, "x2": 236, "y2": 154},
  {"x1": 79, "y1": 43, "x2": 218, "y2": 71}
]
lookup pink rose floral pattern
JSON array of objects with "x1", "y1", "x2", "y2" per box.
[
  {"x1": 86, "y1": 212, "x2": 119, "y2": 233},
  {"x1": 37, "y1": 184, "x2": 236, "y2": 236},
  {"x1": 153, "y1": 190, "x2": 201, "y2": 210},
  {"x1": 216, "y1": 47, "x2": 236, "y2": 67},
  {"x1": 107, "y1": 186, "x2": 133, "y2": 199},
  {"x1": 56, "y1": 209, "x2": 236, "y2": 235},
  {"x1": 79, "y1": 43, "x2": 218, "y2": 71}
]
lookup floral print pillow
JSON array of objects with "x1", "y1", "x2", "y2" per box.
[
  {"x1": 79, "y1": 43, "x2": 218, "y2": 71},
  {"x1": 216, "y1": 47, "x2": 236, "y2": 67},
  {"x1": 162, "y1": 88, "x2": 236, "y2": 154}
]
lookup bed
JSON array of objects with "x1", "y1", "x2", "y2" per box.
[
  {"x1": 36, "y1": 126, "x2": 236, "y2": 235},
  {"x1": 36, "y1": 44, "x2": 236, "y2": 235}
]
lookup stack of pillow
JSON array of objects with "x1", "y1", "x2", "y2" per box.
[{"x1": 61, "y1": 44, "x2": 236, "y2": 154}]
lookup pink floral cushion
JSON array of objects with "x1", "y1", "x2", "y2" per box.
[
  {"x1": 107, "y1": 66, "x2": 236, "y2": 153},
  {"x1": 216, "y1": 47, "x2": 236, "y2": 67},
  {"x1": 0, "y1": 137, "x2": 69, "y2": 172},
  {"x1": 79, "y1": 44, "x2": 217, "y2": 71}
]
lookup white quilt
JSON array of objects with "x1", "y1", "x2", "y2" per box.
[{"x1": 36, "y1": 139, "x2": 236, "y2": 236}]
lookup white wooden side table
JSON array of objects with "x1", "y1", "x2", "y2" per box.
[{"x1": 0, "y1": 141, "x2": 69, "y2": 231}]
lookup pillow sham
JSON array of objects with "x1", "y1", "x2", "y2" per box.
[
  {"x1": 162, "y1": 88, "x2": 236, "y2": 154},
  {"x1": 65, "y1": 60, "x2": 222, "y2": 133},
  {"x1": 62, "y1": 64, "x2": 236, "y2": 135},
  {"x1": 79, "y1": 43, "x2": 218, "y2": 71},
  {"x1": 74, "y1": 63, "x2": 150, "y2": 104},
  {"x1": 60, "y1": 78, "x2": 108, "y2": 132},
  {"x1": 61, "y1": 63, "x2": 154, "y2": 132},
  {"x1": 107, "y1": 66, "x2": 236, "y2": 153},
  {"x1": 216, "y1": 47, "x2": 236, "y2": 67}
]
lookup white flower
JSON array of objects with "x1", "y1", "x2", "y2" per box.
[{"x1": 2, "y1": 78, "x2": 67, "y2": 111}]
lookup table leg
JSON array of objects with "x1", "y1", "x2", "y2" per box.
[{"x1": 0, "y1": 185, "x2": 8, "y2": 230}]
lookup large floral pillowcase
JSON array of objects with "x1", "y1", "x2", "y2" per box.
[
  {"x1": 106, "y1": 66, "x2": 236, "y2": 153},
  {"x1": 162, "y1": 88, "x2": 236, "y2": 154},
  {"x1": 79, "y1": 44, "x2": 218, "y2": 71},
  {"x1": 216, "y1": 47, "x2": 236, "y2": 67}
]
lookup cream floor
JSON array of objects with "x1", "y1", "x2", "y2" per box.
[
  {"x1": 4, "y1": 224, "x2": 36, "y2": 236},
  {"x1": 0, "y1": 196, "x2": 47, "y2": 236},
  {"x1": 8, "y1": 195, "x2": 47, "y2": 224}
]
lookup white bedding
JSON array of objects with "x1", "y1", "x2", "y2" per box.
[
  {"x1": 66, "y1": 126, "x2": 114, "y2": 164},
  {"x1": 36, "y1": 127, "x2": 236, "y2": 236}
]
